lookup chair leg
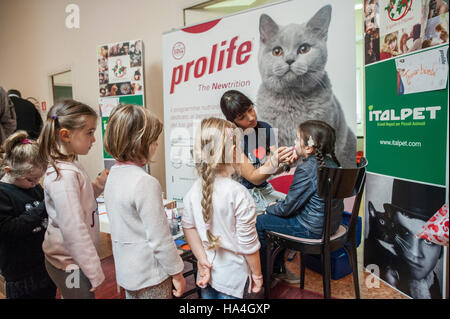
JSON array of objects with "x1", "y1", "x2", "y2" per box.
[
  {"x1": 300, "y1": 252, "x2": 305, "y2": 289},
  {"x1": 264, "y1": 240, "x2": 274, "y2": 299},
  {"x1": 344, "y1": 243, "x2": 360, "y2": 299},
  {"x1": 321, "y1": 249, "x2": 331, "y2": 299}
]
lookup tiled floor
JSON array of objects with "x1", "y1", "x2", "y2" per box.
[{"x1": 0, "y1": 232, "x2": 409, "y2": 299}]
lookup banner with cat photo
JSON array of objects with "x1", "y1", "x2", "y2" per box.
[
  {"x1": 364, "y1": 0, "x2": 449, "y2": 65},
  {"x1": 162, "y1": 0, "x2": 357, "y2": 203},
  {"x1": 364, "y1": 173, "x2": 446, "y2": 299},
  {"x1": 97, "y1": 39, "x2": 145, "y2": 168}
]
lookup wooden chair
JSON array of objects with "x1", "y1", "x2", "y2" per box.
[{"x1": 264, "y1": 158, "x2": 368, "y2": 299}]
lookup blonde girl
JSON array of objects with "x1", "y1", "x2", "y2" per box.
[
  {"x1": 0, "y1": 131, "x2": 56, "y2": 299},
  {"x1": 38, "y1": 99, "x2": 108, "y2": 299},
  {"x1": 103, "y1": 104, "x2": 185, "y2": 299},
  {"x1": 182, "y1": 117, "x2": 264, "y2": 299}
]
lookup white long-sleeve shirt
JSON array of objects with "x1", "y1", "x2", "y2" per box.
[
  {"x1": 182, "y1": 176, "x2": 260, "y2": 298},
  {"x1": 104, "y1": 163, "x2": 184, "y2": 291}
]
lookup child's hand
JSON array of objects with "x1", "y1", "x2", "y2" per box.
[
  {"x1": 197, "y1": 259, "x2": 212, "y2": 288},
  {"x1": 250, "y1": 273, "x2": 263, "y2": 293},
  {"x1": 171, "y1": 272, "x2": 186, "y2": 297},
  {"x1": 268, "y1": 201, "x2": 277, "y2": 207},
  {"x1": 93, "y1": 169, "x2": 109, "y2": 192}
]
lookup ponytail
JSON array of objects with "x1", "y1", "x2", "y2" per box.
[
  {"x1": 38, "y1": 99, "x2": 97, "y2": 179},
  {"x1": 0, "y1": 130, "x2": 46, "y2": 179}
]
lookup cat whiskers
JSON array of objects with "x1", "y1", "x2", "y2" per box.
[{"x1": 305, "y1": 72, "x2": 327, "y2": 90}]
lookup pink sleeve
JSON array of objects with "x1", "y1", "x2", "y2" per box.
[{"x1": 47, "y1": 170, "x2": 105, "y2": 288}]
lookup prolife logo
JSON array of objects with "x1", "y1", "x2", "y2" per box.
[
  {"x1": 170, "y1": 36, "x2": 252, "y2": 94},
  {"x1": 172, "y1": 42, "x2": 185, "y2": 60},
  {"x1": 385, "y1": 0, "x2": 413, "y2": 21}
]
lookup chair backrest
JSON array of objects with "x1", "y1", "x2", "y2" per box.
[{"x1": 317, "y1": 157, "x2": 368, "y2": 245}]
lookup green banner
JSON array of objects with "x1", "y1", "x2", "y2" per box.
[{"x1": 365, "y1": 46, "x2": 448, "y2": 186}]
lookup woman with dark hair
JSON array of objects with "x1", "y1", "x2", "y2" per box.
[{"x1": 220, "y1": 90, "x2": 292, "y2": 214}]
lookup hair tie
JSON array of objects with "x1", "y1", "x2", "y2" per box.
[
  {"x1": 21, "y1": 139, "x2": 31, "y2": 144},
  {"x1": 51, "y1": 115, "x2": 57, "y2": 120},
  {"x1": 205, "y1": 223, "x2": 211, "y2": 231}
]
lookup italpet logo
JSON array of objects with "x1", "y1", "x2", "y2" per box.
[
  {"x1": 384, "y1": 0, "x2": 413, "y2": 21},
  {"x1": 368, "y1": 104, "x2": 441, "y2": 121},
  {"x1": 172, "y1": 42, "x2": 185, "y2": 60}
]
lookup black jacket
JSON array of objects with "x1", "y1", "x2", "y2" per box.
[
  {"x1": 0, "y1": 182, "x2": 47, "y2": 281},
  {"x1": 9, "y1": 96, "x2": 43, "y2": 140}
]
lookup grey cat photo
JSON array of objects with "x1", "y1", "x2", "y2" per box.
[{"x1": 256, "y1": 4, "x2": 356, "y2": 168}]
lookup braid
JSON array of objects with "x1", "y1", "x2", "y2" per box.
[
  {"x1": 315, "y1": 148, "x2": 326, "y2": 169},
  {"x1": 329, "y1": 150, "x2": 341, "y2": 167},
  {"x1": 200, "y1": 162, "x2": 220, "y2": 250}
]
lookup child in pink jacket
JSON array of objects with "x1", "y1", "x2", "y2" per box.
[{"x1": 39, "y1": 99, "x2": 108, "y2": 299}]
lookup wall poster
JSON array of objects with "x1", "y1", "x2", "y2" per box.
[{"x1": 97, "y1": 39, "x2": 145, "y2": 168}]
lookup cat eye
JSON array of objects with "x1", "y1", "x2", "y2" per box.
[
  {"x1": 298, "y1": 43, "x2": 311, "y2": 54},
  {"x1": 272, "y1": 47, "x2": 283, "y2": 56}
]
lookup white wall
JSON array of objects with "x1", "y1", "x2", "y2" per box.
[{"x1": 0, "y1": 0, "x2": 202, "y2": 191}]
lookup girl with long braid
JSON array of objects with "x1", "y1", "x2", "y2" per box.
[
  {"x1": 256, "y1": 120, "x2": 344, "y2": 280},
  {"x1": 182, "y1": 117, "x2": 266, "y2": 299}
]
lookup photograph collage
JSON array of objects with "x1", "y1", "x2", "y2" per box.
[
  {"x1": 98, "y1": 40, "x2": 144, "y2": 98},
  {"x1": 364, "y1": 0, "x2": 449, "y2": 65}
]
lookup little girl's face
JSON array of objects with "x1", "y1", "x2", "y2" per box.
[
  {"x1": 64, "y1": 116, "x2": 97, "y2": 156},
  {"x1": 295, "y1": 130, "x2": 313, "y2": 158},
  {"x1": 294, "y1": 130, "x2": 306, "y2": 157},
  {"x1": 14, "y1": 167, "x2": 44, "y2": 189}
]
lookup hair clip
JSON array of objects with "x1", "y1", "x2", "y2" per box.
[
  {"x1": 51, "y1": 115, "x2": 57, "y2": 120},
  {"x1": 21, "y1": 138, "x2": 31, "y2": 144},
  {"x1": 307, "y1": 136, "x2": 315, "y2": 147}
]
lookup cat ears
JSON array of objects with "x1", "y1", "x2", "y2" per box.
[
  {"x1": 259, "y1": 5, "x2": 332, "y2": 44},
  {"x1": 259, "y1": 14, "x2": 279, "y2": 44},
  {"x1": 306, "y1": 5, "x2": 332, "y2": 38}
]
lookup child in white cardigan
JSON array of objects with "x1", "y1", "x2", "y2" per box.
[
  {"x1": 182, "y1": 117, "x2": 264, "y2": 299},
  {"x1": 103, "y1": 104, "x2": 185, "y2": 299}
]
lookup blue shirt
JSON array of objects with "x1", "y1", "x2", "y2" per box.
[
  {"x1": 266, "y1": 155, "x2": 344, "y2": 236},
  {"x1": 240, "y1": 121, "x2": 276, "y2": 189}
]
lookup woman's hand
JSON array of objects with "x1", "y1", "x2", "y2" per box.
[{"x1": 197, "y1": 258, "x2": 212, "y2": 288}]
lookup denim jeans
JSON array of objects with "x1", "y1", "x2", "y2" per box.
[
  {"x1": 249, "y1": 183, "x2": 286, "y2": 215},
  {"x1": 256, "y1": 213, "x2": 321, "y2": 275},
  {"x1": 201, "y1": 285, "x2": 240, "y2": 299}
]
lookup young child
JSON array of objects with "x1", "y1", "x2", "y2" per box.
[
  {"x1": 182, "y1": 117, "x2": 263, "y2": 299},
  {"x1": 38, "y1": 99, "x2": 108, "y2": 299},
  {"x1": 256, "y1": 120, "x2": 344, "y2": 278},
  {"x1": 0, "y1": 131, "x2": 56, "y2": 299},
  {"x1": 103, "y1": 104, "x2": 186, "y2": 299}
]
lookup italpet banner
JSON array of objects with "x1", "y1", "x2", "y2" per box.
[
  {"x1": 364, "y1": 0, "x2": 449, "y2": 299},
  {"x1": 365, "y1": 45, "x2": 448, "y2": 186},
  {"x1": 97, "y1": 40, "x2": 145, "y2": 168},
  {"x1": 162, "y1": 0, "x2": 356, "y2": 203}
]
